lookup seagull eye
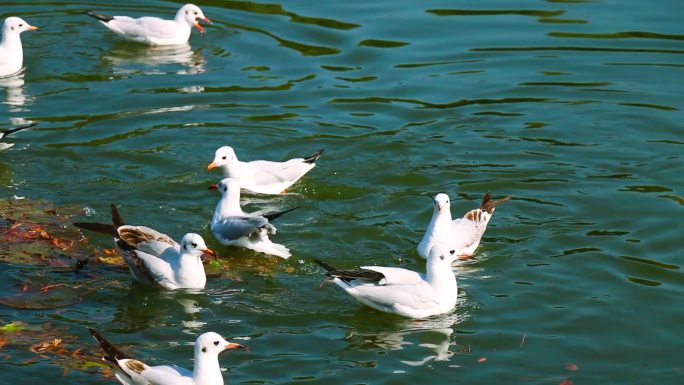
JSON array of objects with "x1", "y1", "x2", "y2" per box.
[
  {"x1": 222, "y1": 156, "x2": 227, "y2": 160},
  {"x1": 214, "y1": 341, "x2": 219, "y2": 346},
  {"x1": 450, "y1": 250, "x2": 456, "y2": 255},
  {"x1": 19, "y1": 24, "x2": 23, "y2": 27},
  {"x1": 191, "y1": 242, "x2": 198, "y2": 248},
  {"x1": 194, "y1": 11, "x2": 199, "y2": 15}
]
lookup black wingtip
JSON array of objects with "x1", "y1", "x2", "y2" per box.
[
  {"x1": 84, "y1": 10, "x2": 114, "y2": 23},
  {"x1": 110, "y1": 203, "x2": 125, "y2": 228},
  {"x1": 263, "y1": 206, "x2": 299, "y2": 222},
  {"x1": 313, "y1": 258, "x2": 337, "y2": 272},
  {"x1": 303, "y1": 148, "x2": 324, "y2": 164},
  {"x1": 74, "y1": 222, "x2": 118, "y2": 238},
  {"x1": 88, "y1": 328, "x2": 130, "y2": 363},
  {"x1": 2, "y1": 122, "x2": 38, "y2": 137}
]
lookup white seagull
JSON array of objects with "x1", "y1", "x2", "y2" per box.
[
  {"x1": 84, "y1": 4, "x2": 210, "y2": 46},
  {"x1": 89, "y1": 328, "x2": 244, "y2": 385},
  {"x1": 75, "y1": 204, "x2": 215, "y2": 290},
  {"x1": 314, "y1": 244, "x2": 458, "y2": 319},
  {"x1": 0, "y1": 17, "x2": 39, "y2": 77},
  {"x1": 417, "y1": 192, "x2": 510, "y2": 259},
  {"x1": 0, "y1": 122, "x2": 37, "y2": 151},
  {"x1": 210, "y1": 177, "x2": 297, "y2": 259},
  {"x1": 207, "y1": 146, "x2": 324, "y2": 195}
]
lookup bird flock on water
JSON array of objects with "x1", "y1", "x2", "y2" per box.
[{"x1": 1, "y1": 4, "x2": 511, "y2": 384}]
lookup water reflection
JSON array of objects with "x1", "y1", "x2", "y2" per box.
[
  {"x1": 0, "y1": 72, "x2": 31, "y2": 110},
  {"x1": 101, "y1": 42, "x2": 207, "y2": 76},
  {"x1": 345, "y1": 311, "x2": 465, "y2": 366}
]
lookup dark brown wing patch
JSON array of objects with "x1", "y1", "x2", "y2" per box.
[
  {"x1": 479, "y1": 192, "x2": 511, "y2": 214},
  {"x1": 125, "y1": 359, "x2": 147, "y2": 374},
  {"x1": 118, "y1": 227, "x2": 175, "y2": 249}
]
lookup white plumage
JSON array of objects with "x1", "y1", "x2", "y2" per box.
[
  {"x1": 418, "y1": 192, "x2": 510, "y2": 259},
  {"x1": 84, "y1": 4, "x2": 210, "y2": 46},
  {"x1": 207, "y1": 146, "x2": 324, "y2": 194},
  {"x1": 0, "y1": 17, "x2": 38, "y2": 77},
  {"x1": 89, "y1": 329, "x2": 244, "y2": 385},
  {"x1": 75, "y1": 204, "x2": 214, "y2": 289},
  {"x1": 210, "y1": 178, "x2": 296, "y2": 258},
  {"x1": 315, "y1": 245, "x2": 459, "y2": 319}
]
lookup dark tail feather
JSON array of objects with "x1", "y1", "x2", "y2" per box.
[
  {"x1": 110, "y1": 203, "x2": 125, "y2": 228},
  {"x1": 84, "y1": 10, "x2": 114, "y2": 23},
  {"x1": 303, "y1": 149, "x2": 324, "y2": 164},
  {"x1": 2, "y1": 122, "x2": 38, "y2": 137},
  {"x1": 88, "y1": 328, "x2": 130, "y2": 363},
  {"x1": 74, "y1": 222, "x2": 118, "y2": 238},
  {"x1": 313, "y1": 258, "x2": 337, "y2": 272},
  {"x1": 480, "y1": 192, "x2": 511, "y2": 213},
  {"x1": 264, "y1": 206, "x2": 299, "y2": 222}
]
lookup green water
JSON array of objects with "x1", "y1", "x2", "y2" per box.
[{"x1": 1, "y1": 0, "x2": 683, "y2": 383}]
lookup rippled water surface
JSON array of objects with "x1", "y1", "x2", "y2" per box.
[{"x1": 1, "y1": 0, "x2": 683, "y2": 383}]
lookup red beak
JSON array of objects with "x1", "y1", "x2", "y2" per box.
[{"x1": 208, "y1": 184, "x2": 218, "y2": 190}]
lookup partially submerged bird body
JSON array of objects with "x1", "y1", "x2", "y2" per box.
[
  {"x1": 211, "y1": 178, "x2": 295, "y2": 258},
  {"x1": 75, "y1": 204, "x2": 214, "y2": 289},
  {"x1": 207, "y1": 146, "x2": 324, "y2": 194},
  {"x1": 0, "y1": 122, "x2": 37, "y2": 151},
  {"x1": 418, "y1": 192, "x2": 510, "y2": 259},
  {"x1": 0, "y1": 17, "x2": 39, "y2": 77},
  {"x1": 89, "y1": 328, "x2": 244, "y2": 385},
  {"x1": 315, "y1": 245, "x2": 458, "y2": 319},
  {"x1": 84, "y1": 4, "x2": 210, "y2": 46}
]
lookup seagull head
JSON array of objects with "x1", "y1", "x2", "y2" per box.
[
  {"x1": 212, "y1": 177, "x2": 240, "y2": 196},
  {"x1": 207, "y1": 146, "x2": 237, "y2": 171},
  {"x1": 195, "y1": 332, "x2": 245, "y2": 357},
  {"x1": 179, "y1": 4, "x2": 211, "y2": 33},
  {"x1": 433, "y1": 193, "x2": 450, "y2": 212},
  {"x1": 180, "y1": 233, "x2": 215, "y2": 258},
  {"x1": 3, "y1": 17, "x2": 39, "y2": 36},
  {"x1": 427, "y1": 244, "x2": 457, "y2": 265}
]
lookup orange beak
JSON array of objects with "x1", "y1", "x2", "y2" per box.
[
  {"x1": 28, "y1": 26, "x2": 39, "y2": 31},
  {"x1": 225, "y1": 342, "x2": 245, "y2": 350},
  {"x1": 208, "y1": 184, "x2": 218, "y2": 190},
  {"x1": 194, "y1": 22, "x2": 206, "y2": 34},
  {"x1": 201, "y1": 248, "x2": 216, "y2": 257},
  {"x1": 207, "y1": 162, "x2": 218, "y2": 171}
]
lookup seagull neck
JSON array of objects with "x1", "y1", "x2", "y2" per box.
[
  {"x1": 0, "y1": 30, "x2": 21, "y2": 50},
  {"x1": 176, "y1": 252, "x2": 206, "y2": 288},
  {"x1": 428, "y1": 207, "x2": 452, "y2": 236},
  {"x1": 215, "y1": 190, "x2": 242, "y2": 219},
  {"x1": 192, "y1": 352, "x2": 223, "y2": 385},
  {"x1": 425, "y1": 258, "x2": 457, "y2": 294},
  {"x1": 174, "y1": 9, "x2": 187, "y2": 24}
]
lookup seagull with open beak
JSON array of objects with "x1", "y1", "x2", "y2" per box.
[{"x1": 84, "y1": 3, "x2": 211, "y2": 46}]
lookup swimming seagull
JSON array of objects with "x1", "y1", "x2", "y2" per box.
[
  {"x1": 89, "y1": 328, "x2": 244, "y2": 385},
  {"x1": 0, "y1": 122, "x2": 37, "y2": 151},
  {"x1": 314, "y1": 244, "x2": 458, "y2": 319},
  {"x1": 207, "y1": 146, "x2": 324, "y2": 194},
  {"x1": 84, "y1": 4, "x2": 210, "y2": 46},
  {"x1": 210, "y1": 177, "x2": 297, "y2": 259},
  {"x1": 74, "y1": 204, "x2": 215, "y2": 290},
  {"x1": 0, "y1": 17, "x2": 39, "y2": 77},
  {"x1": 417, "y1": 192, "x2": 510, "y2": 259}
]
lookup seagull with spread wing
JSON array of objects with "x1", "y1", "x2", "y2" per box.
[{"x1": 75, "y1": 204, "x2": 214, "y2": 290}]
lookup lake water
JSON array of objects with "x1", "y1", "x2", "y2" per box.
[{"x1": 1, "y1": 0, "x2": 683, "y2": 383}]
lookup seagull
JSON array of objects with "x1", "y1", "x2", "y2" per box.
[
  {"x1": 417, "y1": 192, "x2": 510, "y2": 259},
  {"x1": 0, "y1": 122, "x2": 37, "y2": 151},
  {"x1": 74, "y1": 204, "x2": 215, "y2": 290},
  {"x1": 84, "y1": 4, "x2": 210, "y2": 46},
  {"x1": 314, "y1": 244, "x2": 458, "y2": 319},
  {"x1": 207, "y1": 146, "x2": 324, "y2": 194},
  {"x1": 210, "y1": 177, "x2": 297, "y2": 259},
  {"x1": 89, "y1": 328, "x2": 244, "y2": 385},
  {"x1": 0, "y1": 17, "x2": 39, "y2": 77}
]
